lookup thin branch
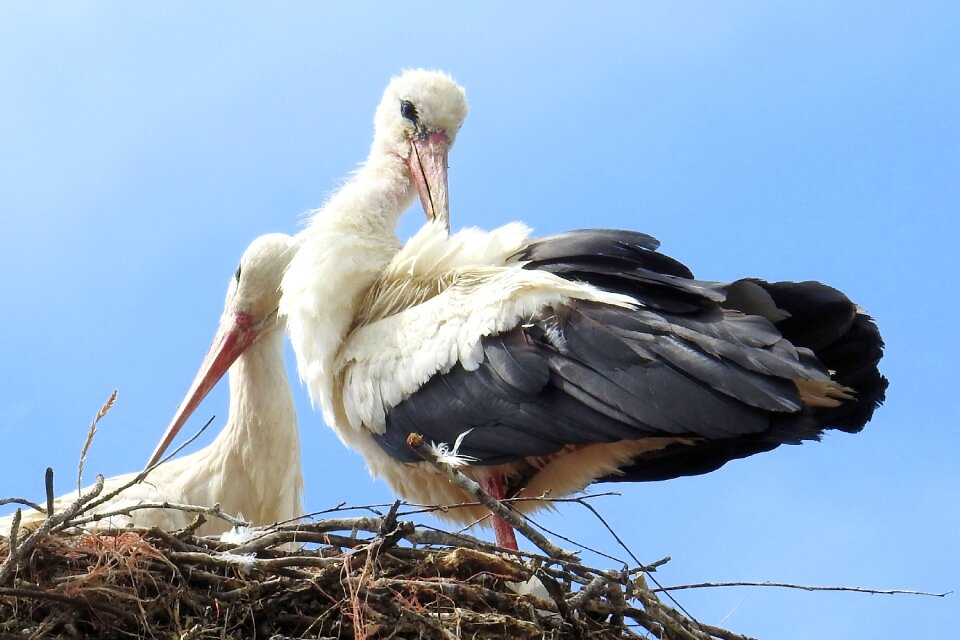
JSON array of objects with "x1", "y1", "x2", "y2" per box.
[
  {"x1": 0, "y1": 586, "x2": 136, "y2": 621},
  {"x1": 0, "y1": 474, "x2": 105, "y2": 584},
  {"x1": 76, "y1": 415, "x2": 215, "y2": 520},
  {"x1": 405, "y1": 432, "x2": 576, "y2": 561},
  {"x1": 393, "y1": 491, "x2": 621, "y2": 519},
  {"x1": 697, "y1": 622, "x2": 759, "y2": 640},
  {"x1": 522, "y1": 509, "x2": 629, "y2": 566},
  {"x1": 654, "y1": 581, "x2": 951, "y2": 598},
  {"x1": 44, "y1": 467, "x2": 54, "y2": 517},
  {"x1": 568, "y1": 573, "x2": 610, "y2": 609},
  {"x1": 566, "y1": 493, "x2": 695, "y2": 620},
  {"x1": 67, "y1": 500, "x2": 250, "y2": 530},
  {"x1": 564, "y1": 493, "x2": 641, "y2": 566},
  {"x1": 166, "y1": 551, "x2": 340, "y2": 571},
  {"x1": 359, "y1": 588, "x2": 460, "y2": 640},
  {"x1": 152, "y1": 414, "x2": 216, "y2": 469},
  {"x1": 228, "y1": 516, "x2": 390, "y2": 554},
  {"x1": 295, "y1": 501, "x2": 391, "y2": 521},
  {"x1": 409, "y1": 525, "x2": 517, "y2": 556},
  {"x1": 400, "y1": 490, "x2": 662, "y2": 569},
  {"x1": 0, "y1": 498, "x2": 44, "y2": 514},
  {"x1": 146, "y1": 526, "x2": 199, "y2": 552},
  {"x1": 5, "y1": 510, "x2": 20, "y2": 559}
]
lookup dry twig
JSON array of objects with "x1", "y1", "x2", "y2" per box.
[
  {"x1": 72, "y1": 415, "x2": 216, "y2": 522},
  {"x1": 67, "y1": 500, "x2": 249, "y2": 530},
  {"x1": 0, "y1": 498, "x2": 43, "y2": 514},
  {"x1": 655, "y1": 581, "x2": 951, "y2": 597},
  {"x1": 0, "y1": 474, "x2": 105, "y2": 584},
  {"x1": 44, "y1": 467, "x2": 54, "y2": 517},
  {"x1": 0, "y1": 492, "x2": 946, "y2": 640},
  {"x1": 0, "y1": 405, "x2": 945, "y2": 639},
  {"x1": 406, "y1": 432, "x2": 576, "y2": 561}
]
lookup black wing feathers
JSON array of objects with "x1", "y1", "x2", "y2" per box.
[
  {"x1": 519, "y1": 229, "x2": 694, "y2": 279},
  {"x1": 378, "y1": 228, "x2": 886, "y2": 481},
  {"x1": 742, "y1": 280, "x2": 888, "y2": 432}
]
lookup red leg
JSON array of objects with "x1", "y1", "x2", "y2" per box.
[{"x1": 481, "y1": 474, "x2": 519, "y2": 550}]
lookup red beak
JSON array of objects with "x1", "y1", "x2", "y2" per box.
[
  {"x1": 144, "y1": 311, "x2": 259, "y2": 469},
  {"x1": 408, "y1": 131, "x2": 450, "y2": 230}
]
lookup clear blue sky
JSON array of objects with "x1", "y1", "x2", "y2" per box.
[{"x1": 1, "y1": 3, "x2": 957, "y2": 638}]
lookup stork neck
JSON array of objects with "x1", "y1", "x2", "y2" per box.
[
  {"x1": 281, "y1": 148, "x2": 414, "y2": 428},
  {"x1": 194, "y1": 324, "x2": 301, "y2": 529},
  {"x1": 321, "y1": 151, "x2": 417, "y2": 237},
  {"x1": 218, "y1": 327, "x2": 297, "y2": 456},
  {"x1": 299, "y1": 151, "x2": 413, "y2": 348}
]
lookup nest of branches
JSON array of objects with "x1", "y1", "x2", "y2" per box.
[
  {"x1": 2, "y1": 397, "x2": 939, "y2": 639},
  {"x1": 0, "y1": 495, "x2": 758, "y2": 640}
]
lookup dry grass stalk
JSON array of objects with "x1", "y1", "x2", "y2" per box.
[{"x1": 76, "y1": 389, "x2": 117, "y2": 496}]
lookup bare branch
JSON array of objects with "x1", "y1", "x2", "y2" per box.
[
  {"x1": 0, "y1": 474, "x2": 105, "y2": 584},
  {"x1": 523, "y1": 508, "x2": 630, "y2": 566},
  {"x1": 405, "y1": 432, "x2": 576, "y2": 561},
  {"x1": 0, "y1": 492, "x2": 942, "y2": 640},
  {"x1": 44, "y1": 467, "x2": 54, "y2": 517},
  {"x1": 5, "y1": 510, "x2": 20, "y2": 558},
  {"x1": 0, "y1": 586, "x2": 136, "y2": 621},
  {"x1": 76, "y1": 415, "x2": 215, "y2": 519},
  {"x1": 568, "y1": 573, "x2": 609, "y2": 609},
  {"x1": 654, "y1": 581, "x2": 951, "y2": 598},
  {"x1": 0, "y1": 498, "x2": 44, "y2": 514},
  {"x1": 167, "y1": 550, "x2": 340, "y2": 571},
  {"x1": 67, "y1": 500, "x2": 250, "y2": 530}
]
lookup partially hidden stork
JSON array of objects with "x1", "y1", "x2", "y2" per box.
[
  {"x1": 281, "y1": 70, "x2": 888, "y2": 550},
  {"x1": 3, "y1": 234, "x2": 302, "y2": 537}
]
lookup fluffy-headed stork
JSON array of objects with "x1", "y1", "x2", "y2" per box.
[
  {"x1": 282, "y1": 70, "x2": 887, "y2": 550},
  {"x1": 3, "y1": 234, "x2": 303, "y2": 537}
]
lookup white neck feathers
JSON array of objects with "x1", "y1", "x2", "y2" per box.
[{"x1": 281, "y1": 149, "x2": 415, "y2": 427}]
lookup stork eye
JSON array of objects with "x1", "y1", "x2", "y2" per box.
[
  {"x1": 400, "y1": 100, "x2": 419, "y2": 123},
  {"x1": 234, "y1": 265, "x2": 242, "y2": 281}
]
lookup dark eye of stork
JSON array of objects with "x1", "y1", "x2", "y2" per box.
[
  {"x1": 400, "y1": 100, "x2": 419, "y2": 124},
  {"x1": 234, "y1": 265, "x2": 242, "y2": 282}
]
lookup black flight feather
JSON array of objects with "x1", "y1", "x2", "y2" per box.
[{"x1": 376, "y1": 228, "x2": 887, "y2": 484}]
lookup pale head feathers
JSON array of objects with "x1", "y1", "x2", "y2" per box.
[
  {"x1": 226, "y1": 233, "x2": 300, "y2": 328},
  {"x1": 373, "y1": 69, "x2": 468, "y2": 158}
]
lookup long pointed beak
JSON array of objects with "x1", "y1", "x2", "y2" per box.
[
  {"x1": 144, "y1": 311, "x2": 259, "y2": 469},
  {"x1": 408, "y1": 131, "x2": 450, "y2": 230}
]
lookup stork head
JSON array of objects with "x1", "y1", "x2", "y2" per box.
[
  {"x1": 144, "y1": 233, "x2": 299, "y2": 469},
  {"x1": 373, "y1": 69, "x2": 468, "y2": 229},
  {"x1": 222, "y1": 233, "x2": 299, "y2": 325}
]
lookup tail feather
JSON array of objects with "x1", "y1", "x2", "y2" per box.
[
  {"x1": 512, "y1": 230, "x2": 888, "y2": 482},
  {"x1": 731, "y1": 279, "x2": 888, "y2": 433}
]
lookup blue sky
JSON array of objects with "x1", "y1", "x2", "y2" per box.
[{"x1": 1, "y1": 3, "x2": 957, "y2": 637}]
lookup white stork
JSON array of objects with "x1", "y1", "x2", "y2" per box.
[
  {"x1": 281, "y1": 70, "x2": 887, "y2": 550},
  {"x1": 3, "y1": 234, "x2": 302, "y2": 537}
]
